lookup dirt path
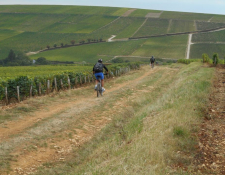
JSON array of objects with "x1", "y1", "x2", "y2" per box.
[
  {"x1": 194, "y1": 66, "x2": 225, "y2": 174},
  {"x1": 186, "y1": 34, "x2": 193, "y2": 59},
  {"x1": 0, "y1": 66, "x2": 162, "y2": 175}
]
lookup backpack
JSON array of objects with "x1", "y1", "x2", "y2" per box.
[
  {"x1": 150, "y1": 57, "x2": 155, "y2": 62},
  {"x1": 94, "y1": 62, "x2": 103, "y2": 72}
]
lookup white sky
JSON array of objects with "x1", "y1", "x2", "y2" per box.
[{"x1": 0, "y1": 0, "x2": 225, "y2": 15}]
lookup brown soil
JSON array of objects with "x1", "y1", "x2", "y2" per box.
[
  {"x1": 193, "y1": 66, "x2": 225, "y2": 174},
  {"x1": 122, "y1": 9, "x2": 137, "y2": 17}
]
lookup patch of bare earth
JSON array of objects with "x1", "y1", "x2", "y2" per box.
[
  {"x1": 194, "y1": 66, "x2": 225, "y2": 174},
  {"x1": 0, "y1": 66, "x2": 162, "y2": 175},
  {"x1": 122, "y1": 9, "x2": 136, "y2": 17},
  {"x1": 145, "y1": 11, "x2": 163, "y2": 18}
]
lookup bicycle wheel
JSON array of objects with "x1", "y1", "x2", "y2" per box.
[{"x1": 97, "y1": 82, "x2": 100, "y2": 97}]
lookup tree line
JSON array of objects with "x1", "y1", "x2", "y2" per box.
[{"x1": 0, "y1": 49, "x2": 49, "y2": 66}]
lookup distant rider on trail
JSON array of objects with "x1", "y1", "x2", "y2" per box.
[
  {"x1": 93, "y1": 59, "x2": 108, "y2": 92},
  {"x1": 150, "y1": 55, "x2": 155, "y2": 68}
]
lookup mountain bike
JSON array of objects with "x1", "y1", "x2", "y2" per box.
[
  {"x1": 96, "y1": 73, "x2": 107, "y2": 97},
  {"x1": 150, "y1": 62, "x2": 154, "y2": 69}
]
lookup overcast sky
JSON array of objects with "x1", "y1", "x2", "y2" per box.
[{"x1": 0, "y1": 0, "x2": 225, "y2": 15}]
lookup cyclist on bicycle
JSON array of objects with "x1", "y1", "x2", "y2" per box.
[
  {"x1": 93, "y1": 59, "x2": 108, "y2": 92},
  {"x1": 150, "y1": 55, "x2": 155, "y2": 68}
]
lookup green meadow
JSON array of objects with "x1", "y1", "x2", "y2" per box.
[
  {"x1": 160, "y1": 11, "x2": 214, "y2": 21},
  {"x1": 29, "y1": 39, "x2": 145, "y2": 63},
  {"x1": 132, "y1": 35, "x2": 188, "y2": 59},
  {"x1": 168, "y1": 19, "x2": 195, "y2": 33},
  {"x1": 190, "y1": 43, "x2": 225, "y2": 59},
  {"x1": 196, "y1": 21, "x2": 225, "y2": 31},
  {"x1": 128, "y1": 9, "x2": 161, "y2": 17},
  {"x1": 133, "y1": 18, "x2": 170, "y2": 37},
  {"x1": 192, "y1": 30, "x2": 225, "y2": 43}
]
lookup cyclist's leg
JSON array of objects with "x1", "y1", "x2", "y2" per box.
[
  {"x1": 98, "y1": 72, "x2": 105, "y2": 91},
  {"x1": 94, "y1": 73, "x2": 101, "y2": 89}
]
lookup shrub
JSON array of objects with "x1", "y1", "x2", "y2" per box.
[
  {"x1": 202, "y1": 53, "x2": 210, "y2": 63},
  {"x1": 212, "y1": 53, "x2": 219, "y2": 65},
  {"x1": 112, "y1": 58, "x2": 124, "y2": 63}
]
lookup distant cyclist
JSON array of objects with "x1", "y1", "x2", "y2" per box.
[
  {"x1": 93, "y1": 59, "x2": 108, "y2": 92},
  {"x1": 150, "y1": 56, "x2": 155, "y2": 68}
]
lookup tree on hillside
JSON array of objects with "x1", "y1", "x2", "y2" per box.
[
  {"x1": 61, "y1": 43, "x2": 64, "y2": 47},
  {"x1": 36, "y1": 57, "x2": 49, "y2": 65},
  {"x1": 112, "y1": 57, "x2": 124, "y2": 63},
  {"x1": 0, "y1": 50, "x2": 32, "y2": 66},
  {"x1": 79, "y1": 40, "x2": 85, "y2": 44},
  {"x1": 213, "y1": 53, "x2": 219, "y2": 66},
  {"x1": 71, "y1": 40, "x2": 75, "y2": 45},
  {"x1": 54, "y1": 44, "x2": 57, "y2": 48},
  {"x1": 47, "y1": 45, "x2": 50, "y2": 49},
  {"x1": 7, "y1": 49, "x2": 16, "y2": 62}
]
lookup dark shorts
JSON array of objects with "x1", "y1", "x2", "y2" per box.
[{"x1": 95, "y1": 72, "x2": 104, "y2": 80}]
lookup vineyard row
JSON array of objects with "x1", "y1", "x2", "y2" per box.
[{"x1": 0, "y1": 63, "x2": 140, "y2": 105}]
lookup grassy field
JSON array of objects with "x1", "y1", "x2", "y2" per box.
[
  {"x1": 133, "y1": 18, "x2": 170, "y2": 37},
  {"x1": 0, "y1": 13, "x2": 68, "y2": 32},
  {"x1": 29, "y1": 39, "x2": 145, "y2": 62},
  {"x1": 211, "y1": 15, "x2": 225, "y2": 23},
  {"x1": 160, "y1": 11, "x2": 214, "y2": 21},
  {"x1": 0, "y1": 29, "x2": 22, "y2": 41},
  {"x1": 192, "y1": 30, "x2": 225, "y2": 43},
  {"x1": 190, "y1": 43, "x2": 225, "y2": 59},
  {"x1": 128, "y1": 9, "x2": 161, "y2": 17},
  {"x1": 0, "y1": 5, "x2": 129, "y2": 16},
  {"x1": 168, "y1": 19, "x2": 195, "y2": 33},
  {"x1": 40, "y1": 15, "x2": 117, "y2": 34},
  {"x1": 132, "y1": 35, "x2": 188, "y2": 59},
  {"x1": 92, "y1": 17, "x2": 147, "y2": 39},
  {"x1": 196, "y1": 21, "x2": 225, "y2": 31}
]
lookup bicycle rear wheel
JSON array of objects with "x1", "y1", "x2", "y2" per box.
[{"x1": 97, "y1": 83, "x2": 100, "y2": 97}]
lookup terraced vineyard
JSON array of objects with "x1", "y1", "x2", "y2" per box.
[{"x1": 0, "y1": 5, "x2": 225, "y2": 61}]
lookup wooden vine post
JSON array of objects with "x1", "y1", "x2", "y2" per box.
[
  {"x1": 75, "y1": 77, "x2": 78, "y2": 88},
  {"x1": 60, "y1": 79, "x2": 63, "y2": 90},
  {"x1": 88, "y1": 75, "x2": 90, "y2": 83},
  {"x1": 54, "y1": 77, "x2": 58, "y2": 92},
  {"x1": 30, "y1": 85, "x2": 32, "y2": 97},
  {"x1": 5, "y1": 87, "x2": 8, "y2": 105},
  {"x1": 79, "y1": 75, "x2": 82, "y2": 86},
  {"x1": 47, "y1": 80, "x2": 50, "y2": 94},
  {"x1": 84, "y1": 76, "x2": 86, "y2": 84},
  {"x1": 17, "y1": 86, "x2": 20, "y2": 103},
  {"x1": 68, "y1": 77, "x2": 71, "y2": 90},
  {"x1": 39, "y1": 82, "x2": 41, "y2": 95}
]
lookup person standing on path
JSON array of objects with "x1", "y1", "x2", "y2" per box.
[{"x1": 150, "y1": 56, "x2": 155, "y2": 68}]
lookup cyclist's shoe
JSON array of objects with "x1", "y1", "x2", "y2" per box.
[
  {"x1": 94, "y1": 85, "x2": 97, "y2": 90},
  {"x1": 102, "y1": 87, "x2": 105, "y2": 92}
]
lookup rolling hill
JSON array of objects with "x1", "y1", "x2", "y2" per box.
[{"x1": 0, "y1": 5, "x2": 225, "y2": 62}]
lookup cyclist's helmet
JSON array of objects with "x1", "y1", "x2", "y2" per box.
[{"x1": 98, "y1": 59, "x2": 103, "y2": 63}]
